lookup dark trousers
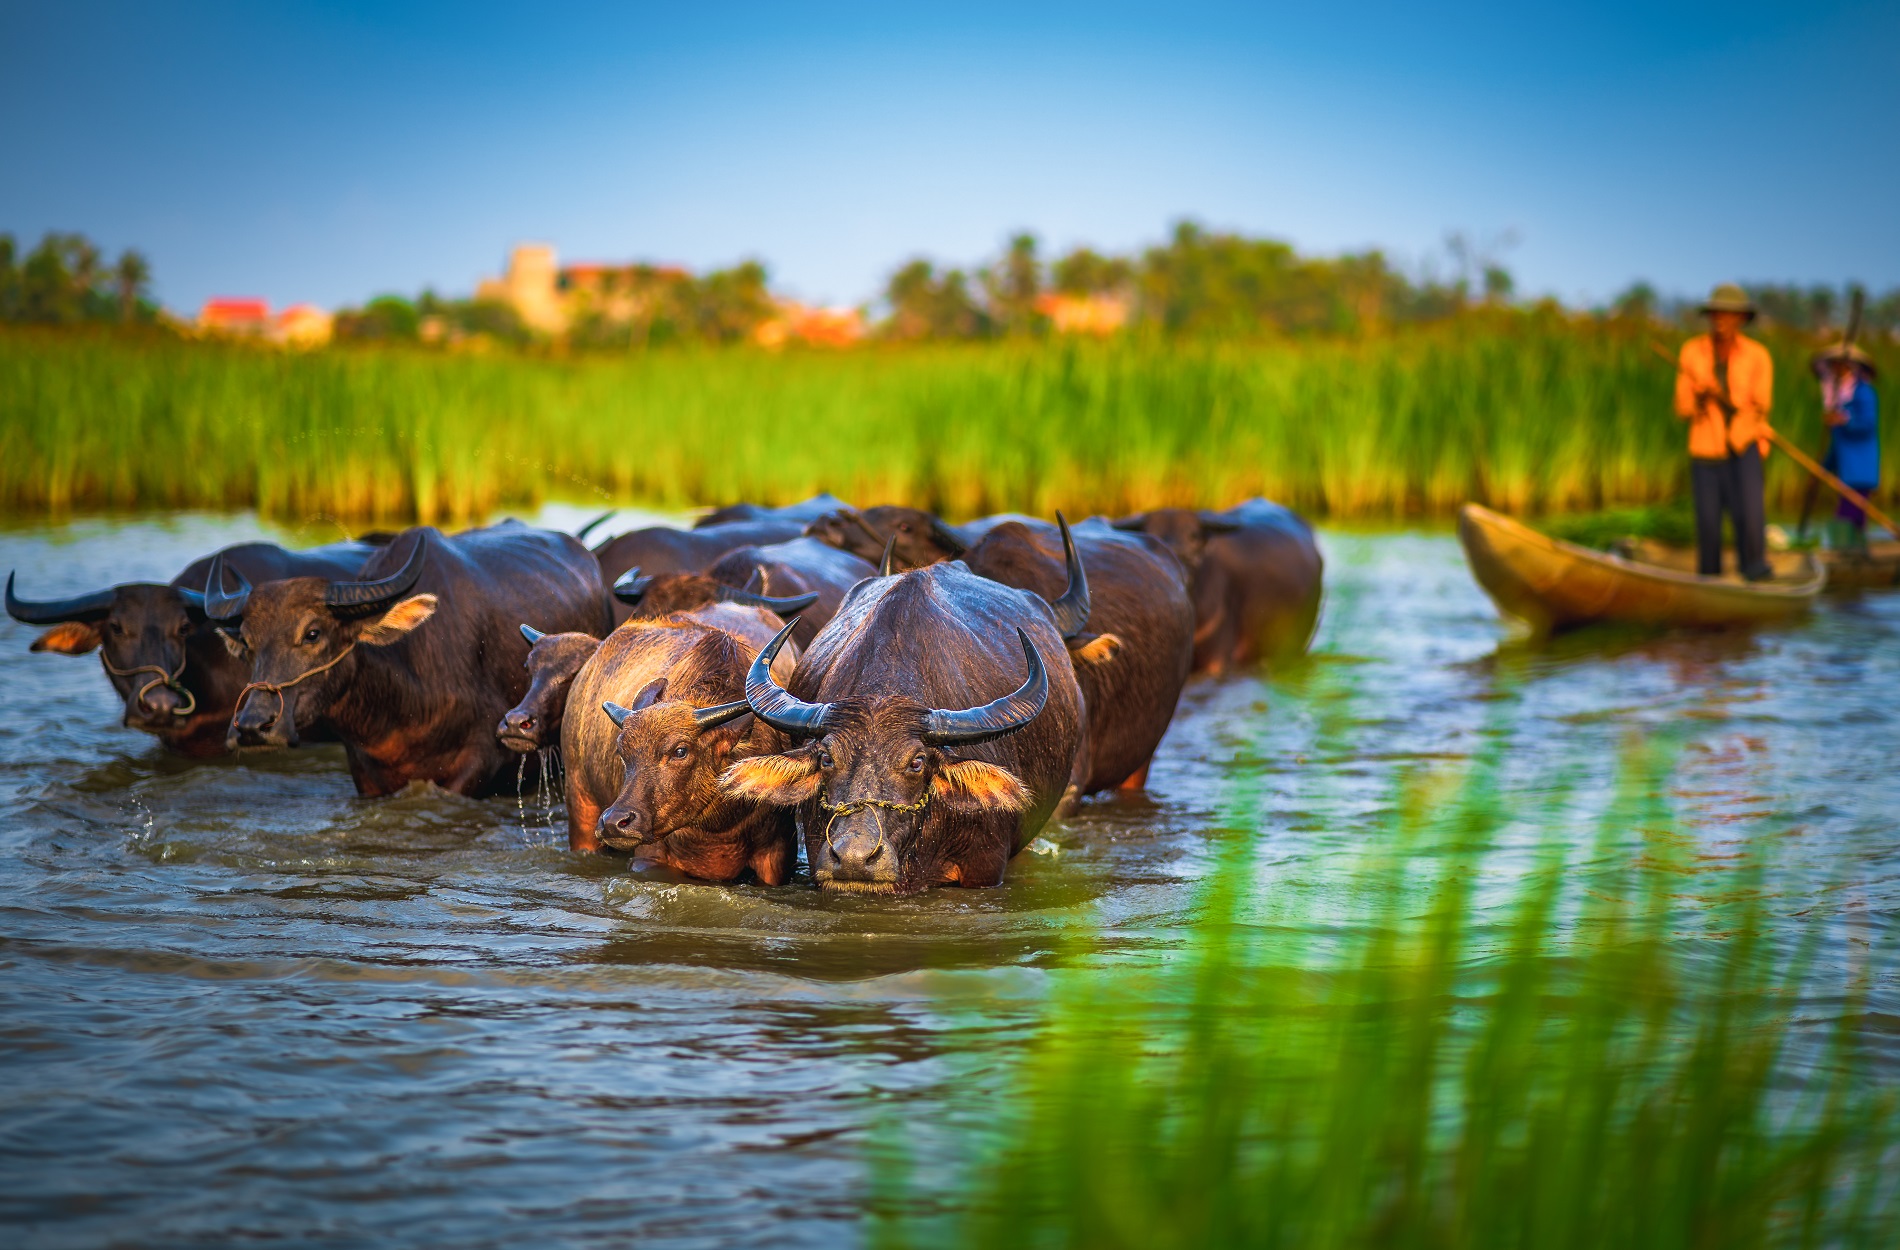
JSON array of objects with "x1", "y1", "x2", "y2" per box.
[{"x1": 1691, "y1": 446, "x2": 1769, "y2": 579}]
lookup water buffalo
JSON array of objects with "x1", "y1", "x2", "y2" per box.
[
  {"x1": 593, "y1": 519, "x2": 813, "y2": 623},
  {"x1": 693, "y1": 493, "x2": 852, "y2": 530},
  {"x1": 803, "y1": 506, "x2": 971, "y2": 570},
  {"x1": 561, "y1": 605, "x2": 801, "y2": 882},
  {"x1": 724, "y1": 562, "x2": 1084, "y2": 895},
  {"x1": 207, "y1": 522, "x2": 611, "y2": 797},
  {"x1": 962, "y1": 516, "x2": 1194, "y2": 794},
  {"x1": 6, "y1": 538, "x2": 385, "y2": 758},
  {"x1": 702, "y1": 537, "x2": 877, "y2": 646},
  {"x1": 1112, "y1": 498, "x2": 1323, "y2": 673}
]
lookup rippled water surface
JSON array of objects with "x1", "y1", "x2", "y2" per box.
[{"x1": 2, "y1": 510, "x2": 1896, "y2": 1248}]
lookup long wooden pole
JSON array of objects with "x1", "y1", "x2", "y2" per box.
[{"x1": 1651, "y1": 341, "x2": 1898, "y2": 538}]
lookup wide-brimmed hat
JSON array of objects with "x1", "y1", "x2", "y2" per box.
[
  {"x1": 1810, "y1": 341, "x2": 1879, "y2": 379},
  {"x1": 1699, "y1": 283, "x2": 1757, "y2": 320}
]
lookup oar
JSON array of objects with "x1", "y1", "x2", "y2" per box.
[
  {"x1": 1651, "y1": 340, "x2": 1897, "y2": 541},
  {"x1": 1796, "y1": 289, "x2": 1865, "y2": 540}
]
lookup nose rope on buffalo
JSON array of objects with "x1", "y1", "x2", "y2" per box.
[
  {"x1": 233, "y1": 643, "x2": 357, "y2": 727},
  {"x1": 816, "y1": 793, "x2": 929, "y2": 861},
  {"x1": 101, "y1": 655, "x2": 198, "y2": 717}
]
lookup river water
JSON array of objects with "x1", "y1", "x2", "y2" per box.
[{"x1": 1, "y1": 509, "x2": 1896, "y2": 1248}]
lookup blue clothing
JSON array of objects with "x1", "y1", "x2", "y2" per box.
[{"x1": 1822, "y1": 381, "x2": 1880, "y2": 489}]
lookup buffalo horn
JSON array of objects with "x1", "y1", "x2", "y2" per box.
[
  {"x1": 692, "y1": 700, "x2": 753, "y2": 730},
  {"x1": 203, "y1": 553, "x2": 253, "y2": 622},
  {"x1": 325, "y1": 533, "x2": 427, "y2": 617},
  {"x1": 613, "y1": 568, "x2": 653, "y2": 605},
  {"x1": 743, "y1": 617, "x2": 833, "y2": 737},
  {"x1": 878, "y1": 535, "x2": 898, "y2": 577},
  {"x1": 177, "y1": 587, "x2": 207, "y2": 612},
  {"x1": 574, "y1": 509, "x2": 616, "y2": 543},
  {"x1": 602, "y1": 677, "x2": 668, "y2": 728},
  {"x1": 4, "y1": 571, "x2": 117, "y2": 625},
  {"x1": 714, "y1": 583, "x2": 820, "y2": 615},
  {"x1": 1046, "y1": 512, "x2": 1090, "y2": 639},
  {"x1": 602, "y1": 700, "x2": 633, "y2": 727},
  {"x1": 928, "y1": 515, "x2": 968, "y2": 556},
  {"x1": 921, "y1": 628, "x2": 1050, "y2": 746},
  {"x1": 519, "y1": 623, "x2": 547, "y2": 645}
]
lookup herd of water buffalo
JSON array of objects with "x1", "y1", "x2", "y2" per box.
[{"x1": 7, "y1": 497, "x2": 1323, "y2": 895}]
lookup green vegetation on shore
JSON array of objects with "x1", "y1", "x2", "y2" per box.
[
  {"x1": 4, "y1": 320, "x2": 1889, "y2": 524},
  {"x1": 877, "y1": 739, "x2": 1899, "y2": 1249}
]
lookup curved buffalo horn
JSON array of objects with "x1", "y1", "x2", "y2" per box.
[
  {"x1": 325, "y1": 532, "x2": 426, "y2": 617},
  {"x1": 177, "y1": 587, "x2": 206, "y2": 612},
  {"x1": 203, "y1": 553, "x2": 252, "y2": 622},
  {"x1": 602, "y1": 700, "x2": 634, "y2": 727},
  {"x1": 5, "y1": 571, "x2": 117, "y2": 625},
  {"x1": 1109, "y1": 513, "x2": 1148, "y2": 532},
  {"x1": 921, "y1": 627, "x2": 1050, "y2": 746},
  {"x1": 519, "y1": 623, "x2": 547, "y2": 645},
  {"x1": 744, "y1": 616, "x2": 833, "y2": 737},
  {"x1": 928, "y1": 515, "x2": 968, "y2": 557},
  {"x1": 878, "y1": 535, "x2": 899, "y2": 577},
  {"x1": 602, "y1": 677, "x2": 668, "y2": 728},
  {"x1": 574, "y1": 509, "x2": 616, "y2": 543},
  {"x1": 1047, "y1": 512, "x2": 1090, "y2": 639},
  {"x1": 613, "y1": 568, "x2": 653, "y2": 605},
  {"x1": 692, "y1": 699, "x2": 753, "y2": 730},
  {"x1": 714, "y1": 583, "x2": 820, "y2": 615}
]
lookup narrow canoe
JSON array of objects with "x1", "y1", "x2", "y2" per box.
[
  {"x1": 1619, "y1": 536, "x2": 1900, "y2": 593},
  {"x1": 1457, "y1": 503, "x2": 1825, "y2": 635}
]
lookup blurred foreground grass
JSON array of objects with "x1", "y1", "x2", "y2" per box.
[
  {"x1": 3, "y1": 323, "x2": 1884, "y2": 523},
  {"x1": 876, "y1": 740, "x2": 1898, "y2": 1249}
]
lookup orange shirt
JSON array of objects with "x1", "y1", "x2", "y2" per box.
[{"x1": 1675, "y1": 333, "x2": 1773, "y2": 458}]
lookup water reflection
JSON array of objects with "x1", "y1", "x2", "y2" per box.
[{"x1": 0, "y1": 515, "x2": 1894, "y2": 1246}]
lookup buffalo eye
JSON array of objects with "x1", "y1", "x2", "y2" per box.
[
  {"x1": 668, "y1": 743, "x2": 690, "y2": 761},
  {"x1": 907, "y1": 753, "x2": 925, "y2": 774},
  {"x1": 302, "y1": 626, "x2": 322, "y2": 644},
  {"x1": 818, "y1": 749, "x2": 834, "y2": 770}
]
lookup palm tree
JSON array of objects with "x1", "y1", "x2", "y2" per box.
[{"x1": 114, "y1": 250, "x2": 150, "y2": 322}]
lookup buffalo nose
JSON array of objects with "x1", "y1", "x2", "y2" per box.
[
  {"x1": 133, "y1": 683, "x2": 184, "y2": 718},
  {"x1": 600, "y1": 806, "x2": 646, "y2": 840},
  {"x1": 826, "y1": 828, "x2": 885, "y2": 877}
]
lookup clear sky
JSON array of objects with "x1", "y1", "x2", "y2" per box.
[{"x1": 3, "y1": 1, "x2": 1893, "y2": 314}]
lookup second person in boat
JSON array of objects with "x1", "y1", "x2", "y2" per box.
[{"x1": 1675, "y1": 283, "x2": 1775, "y2": 581}]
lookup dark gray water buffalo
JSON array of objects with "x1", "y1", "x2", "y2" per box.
[
  {"x1": 961, "y1": 516, "x2": 1194, "y2": 794},
  {"x1": 6, "y1": 537, "x2": 386, "y2": 758},
  {"x1": 558, "y1": 603, "x2": 801, "y2": 881},
  {"x1": 592, "y1": 520, "x2": 813, "y2": 623},
  {"x1": 693, "y1": 493, "x2": 853, "y2": 530},
  {"x1": 1112, "y1": 498, "x2": 1322, "y2": 673},
  {"x1": 702, "y1": 537, "x2": 876, "y2": 646},
  {"x1": 724, "y1": 561, "x2": 1083, "y2": 895},
  {"x1": 207, "y1": 522, "x2": 610, "y2": 796}
]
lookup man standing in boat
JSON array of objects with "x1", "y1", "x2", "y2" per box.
[
  {"x1": 1813, "y1": 343, "x2": 1881, "y2": 556},
  {"x1": 1675, "y1": 283, "x2": 1775, "y2": 580}
]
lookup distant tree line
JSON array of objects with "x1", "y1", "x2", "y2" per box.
[{"x1": 0, "y1": 231, "x2": 156, "y2": 324}]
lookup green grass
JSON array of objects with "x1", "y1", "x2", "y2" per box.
[
  {"x1": 1, "y1": 321, "x2": 1889, "y2": 523},
  {"x1": 872, "y1": 741, "x2": 1898, "y2": 1249}
]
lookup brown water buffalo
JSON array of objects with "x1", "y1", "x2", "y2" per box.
[
  {"x1": 693, "y1": 493, "x2": 852, "y2": 530},
  {"x1": 724, "y1": 562, "x2": 1084, "y2": 895},
  {"x1": 593, "y1": 519, "x2": 812, "y2": 623},
  {"x1": 6, "y1": 538, "x2": 386, "y2": 758},
  {"x1": 962, "y1": 516, "x2": 1194, "y2": 794},
  {"x1": 1113, "y1": 498, "x2": 1323, "y2": 673},
  {"x1": 803, "y1": 506, "x2": 971, "y2": 570},
  {"x1": 207, "y1": 522, "x2": 611, "y2": 797},
  {"x1": 561, "y1": 605, "x2": 801, "y2": 881},
  {"x1": 495, "y1": 624, "x2": 601, "y2": 754}
]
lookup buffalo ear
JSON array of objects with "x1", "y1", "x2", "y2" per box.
[
  {"x1": 932, "y1": 759, "x2": 1031, "y2": 811},
  {"x1": 357, "y1": 594, "x2": 438, "y2": 646},
  {"x1": 31, "y1": 622, "x2": 103, "y2": 655},
  {"x1": 719, "y1": 751, "x2": 822, "y2": 806},
  {"x1": 1067, "y1": 632, "x2": 1124, "y2": 666}
]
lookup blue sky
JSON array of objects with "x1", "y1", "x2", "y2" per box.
[{"x1": 2, "y1": 1, "x2": 1894, "y2": 313}]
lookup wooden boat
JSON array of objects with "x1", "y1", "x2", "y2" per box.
[
  {"x1": 1457, "y1": 503, "x2": 1825, "y2": 635},
  {"x1": 1619, "y1": 536, "x2": 1900, "y2": 593}
]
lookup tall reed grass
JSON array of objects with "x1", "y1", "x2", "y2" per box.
[
  {"x1": 1, "y1": 323, "x2": 1885, "y2": 523},
  {"x1": 874, "y1": 742, "x2": 1898, "y2": 1248}
]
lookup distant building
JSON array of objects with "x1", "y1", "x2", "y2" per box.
[
  {"x1": 475, "y1": 244, "x2": 566, "y2": 334},
  {"x1": 1035, "y1": 291, "x2": 1131, "y2": 336},
  {"x1": 754, "y1": 301, "x2": 866, "y2": 349},
  {"x1": 197, "y1": 298, "x2": 272, "y2": 337},
  {"x1": 272, "y1": 304, "x2": 334, "y2": 348}
]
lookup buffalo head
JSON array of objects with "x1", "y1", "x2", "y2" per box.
[
  {"x1": 7, "y1": 571, "x2": 210, "y2": 732},
  {"x1": 803, "y1": 506, "x2": 966, "y2": 571},
  {"x1": 497, "y1": 624, "x2": 601, "y2": 753},
  {"x1": 1110, "y1": 509, "x2": 1240, "y2": 574},
  {"x1": 593, "y1": 670, "x2": 759, "y2": 853}
]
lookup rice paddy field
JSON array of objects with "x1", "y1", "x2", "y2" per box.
[{"x1": 3, "y1": 322, "x2": 1891, "y2": 524}]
